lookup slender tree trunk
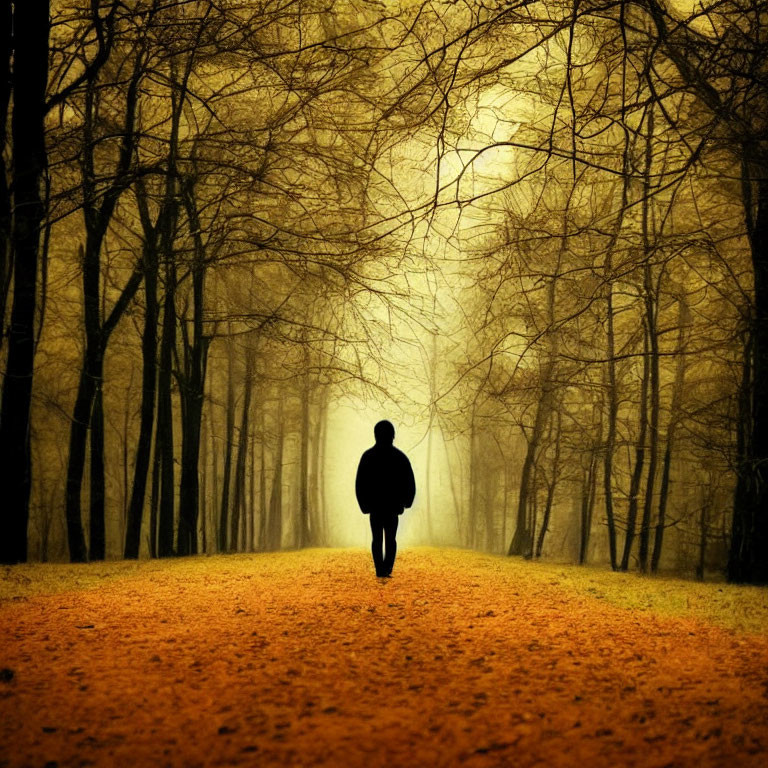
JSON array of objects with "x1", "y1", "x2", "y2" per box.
[
  {"x1": 602, "y1": 158, "x2": 632, "y2": 573},
  {"x1": 508, "y1": 392, "x2": 551, "y2": 556},
  {"x1": 177, "y1": 180, "x2": 209, "y2": 557},
  {"x1": 200, "y1": 403, "x2": 208, "y2": 554},
  {"x1": 535, "y1": 412, "x2": 561, "y2": 558},
  {"x1": 319, "y1": 393, "x2": 330, "y2": 544},
  {"x1": 697, "y1": 496, "x2": 710, "y2": 582},
  {"x1": 267, "y1": 396, "x2": 284, "y2": 551},
  {"x1": 258, "y1": 403, "x2": 267, "y2": 550},
  {"x1": 219, "y1": 336, "x2": 235, "y2": 551},
  {"x1": 124, "y1": 238, "x2": 158, "y2": 558},
  {"x1": 209, "y1": 403, "x2": 220, "y2": 553},
  {"x1": 297, "y1": 372, "x2": 311, "y2": 548},
  {"x1": 156, "y1": 259, "x2": 176, "y2": 557},
  {"x1": 509, "y1": 269, "x2": 558, "y2": 556},
  {"x1": 149, "y1": 419, "x2": 160, "y2": 558},
  {"x1": 579, "y1": 454, "x2": 598, "y2": 565},
  {"x1": 467, "y1": 409, "x2": 479, "y2": 549},
  {"x1": 89, "y1": 376, "x2": 106, "y2": 560},
  {"x1": 651, "y1": 297, "x2": 688, "y2": 572},
  {"x1": 0, "y1": 2, "x2": 49, "y2": 564},
  {"x1": 64, "y1": 351, "x2": 98, "y2": 563},
  {"x1": 231, "y1": 347, "x2": 254, "y2": 552},
  {"x1": 638, "y1": 103, "x2": 659, "y2": 573},
  {"x1": 620, "y1": 324, "x2": 650, "y2": 571}
]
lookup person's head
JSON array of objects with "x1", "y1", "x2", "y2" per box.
[{"x1": 374, "y1": 419, "x2": 395, "y2": 445}]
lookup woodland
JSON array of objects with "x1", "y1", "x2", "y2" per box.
[{"x1": 1, "y1": 0, "x2": 767, "y2": 583}]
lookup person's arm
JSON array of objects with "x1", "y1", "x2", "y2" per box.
[
  {"x1": 355, "y1": 453, "x2": 371, "y2": 514},
  {"x1": 402, "y1": 455, "x2": 416, "y2": 509}
]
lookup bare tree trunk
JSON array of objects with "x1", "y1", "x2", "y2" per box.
[
  {"x1": 697, "y1": 495, "x2": 710, "y2": 582},
  {"x1": 602, "y1": 154, "x2": 632, "y2": 572},
  {"x1": 219, "y1": 335, "x2": 235, "y2": 551},
  {"x1": 535, "y1": 411, "x2": 562, "y2": 558},
  {"x1": 248, "y1": 410, "x2": 256, "y2": 552},
  {"x1": 651, "y1": 297, "x2": 688, "y2": 572},
  {"x1": 149, "y1": 420, "x2": 160, "y2": 558},
  {"x1": 209, "y1": 403, "x2": 219, "y2": 553},
  {"x1": 124, "y1": 197, "x2": 159, "y2": 559},
  {"x1": 621, "y1": 323, "x2": 650, "y2": 572},
  {"x1": 0, "y1": 0, "x2": 13, "y2": 349},
  {"x1": 257, "y1": 404, "x2": 267, "y2": 550},
  {"x1": 297, "y1": 371, "x2": 311, "y2": 548},
  {"x1": 508, "y1": 381, "x2": 553, "y2": 556},
  {"x1": 65, "y1": 354, "x2": 97, "y2": 562},
  {"x1": 267, "y1": 396, "x2": 284, "y2": 551},
  {"x1": 318, "y1": 391, "x2": 329, "y2": 545},
  {"x1": 730, "y1": 166, "x2": 768, "y2": 583},
  {"x1": 639, "y1": 103, "x2": 660, "y2": 573},
  {"x1": 0, "y1": 2, "x2": 49, "y2": 564},
  {"x1": 177, "y1": 178, "x2": 209, "y2": 557},
  {"x1": 89, "y1": 379, "x2": 106, "y2": 560},
  {"x1": 200, "y1": 404, "x2": 208, "y2": 554},
  {"x1": 156, "y1": 256, "x2": 177, "y2": 558},
  {"x1": 231, "y1": 346, "x2": 254, "y2": 552},
  {"x1": 468, "y1": 408, "x2": 479, "y2": 549}
]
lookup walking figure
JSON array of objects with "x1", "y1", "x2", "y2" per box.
[{"x1": 355, "y1": 420, "x2": 416, "y2": 578}]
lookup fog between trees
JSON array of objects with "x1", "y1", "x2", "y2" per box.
[{"x1": 1, "y1": 0, "x2": 766, "y2": 583}]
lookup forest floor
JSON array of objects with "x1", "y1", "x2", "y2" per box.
[{"x1": 1, "y1": 548, "x2": 767, "y2": 768}]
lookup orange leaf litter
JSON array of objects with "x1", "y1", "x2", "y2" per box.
[{"x1": 1, "y1": 548, "x2": 767, "y2": 767}]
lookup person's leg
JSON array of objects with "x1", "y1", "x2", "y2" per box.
[
  {"x1": 382, "y1": 513, "x2": 399, "y2": 576},
  {"x1": 369, "y1": 513, "x2": 385, "y2": 576}
]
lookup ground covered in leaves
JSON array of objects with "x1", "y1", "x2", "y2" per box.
[{"x1": 1, "y1": 548, "x2": 767, "y2": 767}]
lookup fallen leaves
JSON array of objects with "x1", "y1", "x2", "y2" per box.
[{"x1": 0, "y1": 548, "x2": 767, "y2": 767}]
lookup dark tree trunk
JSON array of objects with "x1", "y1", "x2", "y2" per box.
[
  {"x1": 0, "y1": 0, "x2": 13, "y2": 351},
  {"x1": 219, "y1": 337, "x2": 235, "y2": 551},
  {"x1": 467, "y1": 409, "x2": 479, "y2": 549},
  {"x1": 65, "y1": 353, "x2": 97, "y2": 563},
  {"x1": 508, "y1": 395, "x2": 550, "y2": 557},
  {"x1": 209, "y1": 404, "x2": 219, "y2": 553},
  {"x1": 89, "y1": 377, "x2": 106, "y2": 561},
  {"x1": 578, "y1": 453, "x2": 598, "y2": 565},
  {"x1": 149, "y1": 418, "x2": 161, "y2": 558},
  {"x1": 0, "y1": 2, "x2": 49, "y2": 564},
  {"x1": 266, "y1": 396, "x2": 284, "y2": 551},
  {"x1": 156, "y1": 258, "x2": 176, "y2": 557},
  {"x1": 730, "y1": 169, "x2": 768, "y2": 583},
  {"x1": 124, "y1": 234, "x2": 159, "y2": 558},
  {"x1": 651, "y1": 298, "x2": 688, "y2": 573},
  {"x1": 177, "y1": 180, "x2": 209, "y2": 557},
  {"x1": 638, "y1": 104, "x2": 659, "y2": 573},
  {"x1": 509, "y1": 271, "x2": 557, "y2": 557},
  {"x1": 257, "y1": 405, "x2": 267, "y2": 550},
  {"x1": 230, "y1": 347, "x2": 254, "y2": 553},
  {"x1": 535, "y1": 413, "x2": 561, "y2": 559},
  {"x1": 297, "y1": 373, "x2": 311, "y2": 548},
  {"x1": 620, "y1": 324, "x2": 650, "y2": 572}
]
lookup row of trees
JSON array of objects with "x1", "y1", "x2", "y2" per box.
[
  {"x1": 378, "y1": 0, "x2": 766, "y2": 581},
  {"x1": 1, "y1": 1, "x2": 766, "y2": 583}
]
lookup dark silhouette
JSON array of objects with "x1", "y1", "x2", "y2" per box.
[{"x1": 355, "y1": 420, "x2": 416, "y2": 577}]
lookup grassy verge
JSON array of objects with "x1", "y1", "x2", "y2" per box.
[{"x1": 481, "y1": 551, "x2": 768, "y2": 635}]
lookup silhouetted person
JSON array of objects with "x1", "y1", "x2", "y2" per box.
[{"x1": 355, "y1": 420, "x2": 416, "y2": 578}]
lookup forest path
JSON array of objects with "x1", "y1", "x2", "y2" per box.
[{"x1": 1, "y1": 548, "x2": 767, "y2": 768}]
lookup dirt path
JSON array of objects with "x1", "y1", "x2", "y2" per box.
[{"x1": 1, "y1": 548, "x2": 767, "y2": 767}]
